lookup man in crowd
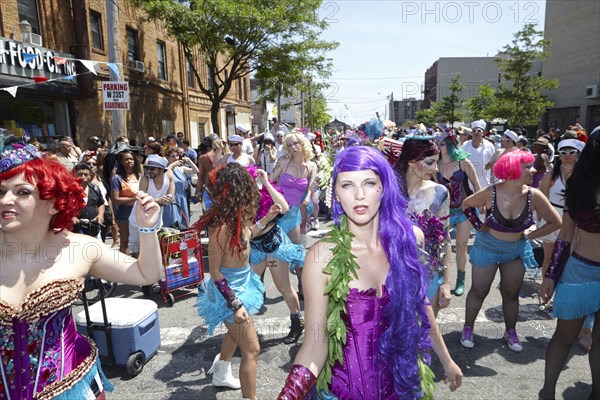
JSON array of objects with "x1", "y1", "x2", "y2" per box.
[
  {"x1": 56, "y1": 136, "x2": 80, "y2": 170},
  {"x1": 73, "y1": 162, "x2": 105, "y2": 238},
  {"x1": 461, "y1": 120, "x2": 495, "y2": 189}
]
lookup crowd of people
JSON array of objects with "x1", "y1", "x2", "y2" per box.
[{"x1": 1, "y1": 118, "x2": 598, "y2": 399}]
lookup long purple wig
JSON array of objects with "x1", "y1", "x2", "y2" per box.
[{"x1": 331, "y1": 146, "x2": 432, "y2": 398}]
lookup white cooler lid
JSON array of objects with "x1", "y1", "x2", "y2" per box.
[{"x1": 75, "y1": 298, "x2": 157, "y2": 328}]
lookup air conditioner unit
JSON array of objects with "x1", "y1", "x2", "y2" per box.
[
  {"x1": 585, "y1": 84, "x2": 599, "y2": 99},
  {"x1": 21, "y1": 33, "x2": 43, "y2": 47},
  {"x1": 128, "y1": 60, "x2": 145, "y2": 73}
]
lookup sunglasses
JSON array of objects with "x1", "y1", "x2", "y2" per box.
[
  {"x1": 559, "y1": 149, "x2": 578, "y2": 156},
  {"x1": 473, "y1": 129, "x2": 484, "y2": 133},
  {"x1": 87, "y1": 162, "x2": 97, "y2": 166},
  {"x1": 228, "y1": 142, "x2": 242, "y2": 147}
]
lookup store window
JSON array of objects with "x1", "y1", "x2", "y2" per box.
[
  {"x1": 186, "y1": 59, "x2": 194, "y2": 88},
  {"x1": 18, "y1": 0, "x2": 40, "y2": 35},
  {"x1": 0, "y1": 97, "x2": 71, "y2": 149},
  {"x1": 157, "y1": 41, "x2": 167, "y2": 80},
  {"x1": 90, "y1": 11, "x2": 104, "y2": 50},
  {"x1": 126, "y1": 28, "x2": 139, "y2": 62}
]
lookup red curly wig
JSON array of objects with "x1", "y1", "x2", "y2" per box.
[{"x1": 0, "y1": 157, "x2": 85, "y2": 231}]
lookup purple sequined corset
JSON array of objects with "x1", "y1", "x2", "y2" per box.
[
  {"x1": 329, "y1": 286, "x2": 397, "y2": 399},
  {"x1": 0, "y1": 278, "x2": 94, "y2": 399},
  {"x1": 437, "y1": 169, "x2": 467, "y2": 209}
]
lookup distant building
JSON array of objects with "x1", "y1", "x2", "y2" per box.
[
  {"x1": 543, "y1": 1, "x2": 600, "y2": 131},
  {"x1": 250, "y1": 78, "x2": 301, "y2": 133},
  {"x1": 389, "y1": 97, "x2": 423, "y2": 126}
]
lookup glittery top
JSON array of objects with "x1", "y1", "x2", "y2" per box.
[
  {"x1": 0, "y1": 278, "x2": 98, "y2": 400},
  {"x1": 485, "y1": 185, "x2": 535, "y2": 233}
]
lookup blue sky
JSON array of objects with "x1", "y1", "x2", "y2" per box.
[{"x1": 318, "y1": 0, "x2": 546, "y2": 125}]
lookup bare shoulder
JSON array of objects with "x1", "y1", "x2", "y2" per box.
[{"x1": 305, "y1": 238, "x2": 334, "y2": 271}]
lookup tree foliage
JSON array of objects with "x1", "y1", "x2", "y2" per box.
[
  {"x1": 465, "y1": 84, "x2": 498, "y2": 121},
  {"x1": 130, "y1": 0, "x2": 337, "y2": 135},
  {"x1": 304, "y1": 89, "x2": 332, "y2": 131},
  {"x1": 437, "y1": 74, "x2": 464, "y2": 125},
  {"x1": 415, "y1": 102, "x2": 442, "y2": 127},
  {"x1": 494, "y1": 24, "x2": 558, "y2": 127}
]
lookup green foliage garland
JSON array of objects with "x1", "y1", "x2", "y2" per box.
[{"x1": 317, "y1": 215, "x2": 360, "y2": 393}]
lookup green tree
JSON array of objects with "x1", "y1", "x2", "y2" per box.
[
  {"x1": 437, "y1": 74, "x2": 464, "y2": 125},
  {"x1": 415, "y1": 102, "x2": 442, "y2": 127},
  {"x1": 304, "y1": 89, "x2": 332, "y2": 130},
  {"x1": 131, "y1": 0, "x2": 337, "y2": 136},
  {"x1": 465, "y1": 84, "x2": 498, "y2": 120},
  {"x1": 494, "y1": 24, "x2": 558, "y2": 127}
]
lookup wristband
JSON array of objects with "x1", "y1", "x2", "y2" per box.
[
  {"x1": 278, "y1": 364, "x2": 317, "y2": 400},
  {"x1": 214, "y1": 278, "x2": 243, "y2": 311},
  {"x1": 545, "y1": 239, "x2": 571, "y2": 282},
  {"x1": 256, "y1": 219, "x2": 266, "y2": 230},
  {"x1": 138, "y1": 226, "x2": 157, "y2": 234},
  {"x1": 464, "y1": 207, "x2": 483, "y2": 230}
]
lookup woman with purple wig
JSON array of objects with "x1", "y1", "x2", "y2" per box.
[
  {"x1": 461, "y1": 150, "x2": 561, "y2": 352},
  {"x1": 278, "y1": 146, "x2": 462, "y2": 399}
]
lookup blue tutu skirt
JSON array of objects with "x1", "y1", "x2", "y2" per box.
[
  {"x1": 470, "y1": 231, "x2": 538, "y2": 269},
  {"x1": 278, "y1": 206, "x2": 301, "y2": 233},
  {"x1": 553, "y1": 254, "x2": 600, "y2": 320},
  {"x1": 196, "y1": 265, "x2": 264, "y2": 334}
]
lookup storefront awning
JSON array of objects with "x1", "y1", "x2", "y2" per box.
[{"x1": 0, "y1": 75, "x2": 80, "y2": 99}]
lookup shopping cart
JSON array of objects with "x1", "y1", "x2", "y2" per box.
[{"x1": 158, "y1": 228, "x2": 205, "y2": 307}]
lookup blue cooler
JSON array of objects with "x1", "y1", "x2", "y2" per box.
[{"x1": 75, "y1": 298, "x2": 160, "y2": 376}]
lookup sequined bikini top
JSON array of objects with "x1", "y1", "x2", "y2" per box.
[{"x1": 486, "y1": 185, "x2": 535, "y2": 233}]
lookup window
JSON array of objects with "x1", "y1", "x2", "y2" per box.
[
  {"x1": 126, "y1": 28, "x2": 139, "y2": 62},
  {"x1": 207, "y1": 65, "x2": 214, "y2": 89},
  {"x1": 157, "y1": 41, "x2": 167, "y2": 80},
  {"x1": 186, "y1": 59, "x2": 195, "y2": 88},
  {"x1": 18, "y1": 0, "x2": 40, "y2": 35},
  {"x1": 90, "y1": 11, "x2": 103, "y2": 50}
]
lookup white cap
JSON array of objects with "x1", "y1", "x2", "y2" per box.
[
  {"x1": 471, "y1": 120, "x2": 486, "y2": 130},
  {"x1": 263, "y1": 133, "x2": 275, "y2": 142},
  {"x1": 147, "y1": 136, "x2": 156, "y2": 142},
  {"x1": 235, "y1": 125, "x2": 248, "y2": 134},
  {"x1": 503, "y1": 129, "x2": 519, "y2": 143},
  {"x1": 557, "y1": 138, "x2": 585, "y2": 152},
  {"x1": 227, "y1": 134, "x2": 244, "y2": 143},
  {"x1": 275, "y1": 130, "x2": 285, "y2": 137}
]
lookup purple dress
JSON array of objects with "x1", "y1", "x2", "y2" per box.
[{"x1": 309, "y1": 285, "x2": 397, "y2": 400}]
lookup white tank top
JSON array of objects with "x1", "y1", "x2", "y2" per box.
[
  {"x1": 548, "y1": 175, "x2": 566, "y2": 209},
  {"x1": 227, "y1": 154, "x2": 251, "y2": 167},
  {"x1": 148, "y1": 174, "x2": 171, "y2": 198}
]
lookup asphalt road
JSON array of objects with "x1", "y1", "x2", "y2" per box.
[{"x1": 76, "y1": 203, "x2": 594, "y2": 400}]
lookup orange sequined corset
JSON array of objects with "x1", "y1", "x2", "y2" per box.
[{"x1": 0, "y1": 278, "x2": 98, "y2": 400}]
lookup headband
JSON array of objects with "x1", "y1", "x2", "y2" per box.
[{"x1": 0, "y1": 142, "x2": 42, "y2": 174}]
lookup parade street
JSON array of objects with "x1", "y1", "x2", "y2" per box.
[{"x1": 78, "y1": 203, "x2": 593, "y2": 400}]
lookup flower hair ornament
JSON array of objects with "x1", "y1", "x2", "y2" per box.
[{"x1": 0, "y1": 136, "x2": 42, "y2": 174}]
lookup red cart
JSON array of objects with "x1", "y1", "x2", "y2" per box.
[{"x1": 158, "y1": 229, "x2": 205, "y2": 307}]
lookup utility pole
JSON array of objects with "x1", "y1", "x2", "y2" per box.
[
  {"x1": 309, "y1": 79, "x2": 313, "y2": 131},
  {"x1": 106, "y1": 0, "x2": 125, "y2": 141}
]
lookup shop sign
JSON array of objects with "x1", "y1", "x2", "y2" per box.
[
  {"x1": 0, "y1": 36, "x2": 77, "y2": 81},
  {"x1": 102, "y1": 81, "x2": 129, "y2": 110}
]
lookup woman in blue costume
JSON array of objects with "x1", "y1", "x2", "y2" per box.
[
  {"x1": 461, "y1": 150, "x2": 561, "y2": 352},
  {"x1": 0, "y1": 137, "x2": 162, "y2": 399},
  {"x1": 278, "y1": 146, "x2": 462, "y2": 399},
  {"x1": 395, "y1": 137, "x2": 452, "y2": 316},
  {"x1": 246, "y1": 166, "x2": 306, "y2": 344},
  {"x1": 539, "y1": 127, "x2": 600, "y2": 400},
  {"x1": 434, "y1": 131, "x2": 481, "y2": 297},
  {"x1": 162, "y1": 146, "x2": 198, "y2": 228},
  {"x1": 194, "y1": 163, "x2": 267, "y2": 400}
]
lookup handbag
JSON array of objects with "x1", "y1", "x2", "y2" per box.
[{"x1": 250, "y1": 224, "x2": 283, "y2": 253}]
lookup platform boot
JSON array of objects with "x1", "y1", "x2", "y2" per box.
[
  {"x1": 207, "y1": 353, "x2": 241, "y2": 389},
  {"x1": 283, "y1": 313, "x2": 304, "y2": 344}
]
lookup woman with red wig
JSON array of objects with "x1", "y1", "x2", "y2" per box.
[
  {"x1": 460, "y1": 150, "x2": 561, "y2": 352},
  {"x1": 0, "y1": 138, "x2": 162, "y2": 399}
]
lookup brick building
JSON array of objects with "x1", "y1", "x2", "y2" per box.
[{"x1": 0, "y1": 0, "x2": 251, "y2": 149}]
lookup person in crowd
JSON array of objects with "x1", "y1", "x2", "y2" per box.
[
  {"x1": 55, "y1": 137, "x2": 80, "y2": 170},
  {"x1": 176, "y1": 131, "x2": 185, "y2": 146},
  {"x1": 162, "y1": 147, "x2": 198, "y2": 228},
  {"x1": 95, "y1": 149, "x2": 118, "y2": 244},
  {"x1": 458, "y1": 126, "x2": 472, "y2": 146},
  {"x1": 275, "y1": 130, "x2": 286, "y2": 159},
  {"x1": 195, "y1": 164, "x2": 267, "y2": 399},
  {"x1": 254, "y1": 133, "x2": 278, "y2": 178},
  {"x1": 435, "y1": 131, "x2": 481, "y2": 297},
  {"x1": 461, "y1": 150, "x2": 562, "y2": 352},
  {"x1": 247, "y1": 166, "x2": 305, "y2": 344},
  {"x1": 181, "y1": 138, "x2": 198, "y2": 164},
  {"x1": 197, "y1": 137, "x2": 227, "y2": 212},
  {"x1": 516, "y1": 136, "x2": 530, "y2": 151},
  {"x1": 80, "y1": 136, "x2": 103, "y2": 161},
  {"x1": 272, "y1": 132, "x2": 317, "y2": 299},
  {"x1": 218, "y1": 135, "x2": 255, "y2": 167},
  {"x1": 532, "y1": 137, "x2": 551, "y2": 188},
  {"x1": 110, "y1": 150, "x2": 142, "y2": 254},
  {"x1": 144, "y1": 141, "x2": 163, "y2": 157},
  {"x1": 395, "y1": 137, "x2": 452, "y2": 316},
  {"x1": 0, "y1": 138, "x2": 161, "y2": 399},
  {"x1": 277, "y1": 146, "x2": 462, "y2": 399},
  {"x1": 487, "y1": 129, "x2": 519, "y2": 184},
  {"x1": 539, "y1": 127, "x2": 600, "y2": 400},
  {"x1": 72, "y1": 162, "x2": 105, "y2": 238},
  {"x1": 461, "y1": 120, "x2": 495, "y2": 189}
]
